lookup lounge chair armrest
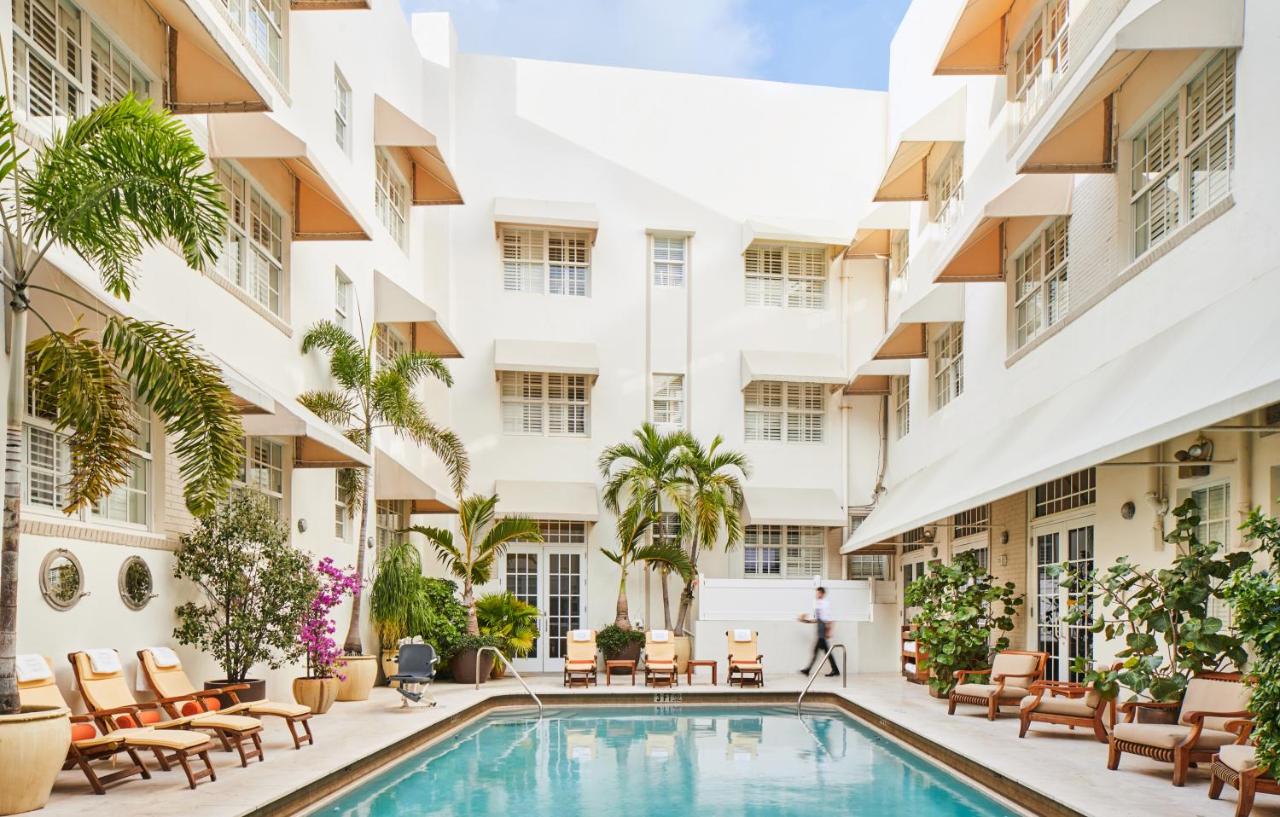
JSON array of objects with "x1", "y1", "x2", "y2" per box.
[
  {"x1": 69, "y1": 713, "x2": 98, "y2": 724},
  {"x1": 1225, "y1": 719, "x2": 1256, "y2": 742},
  {"x1": 89, "y1": 702, "x2": 157, "y2": 717},
  {"x1": 952, "y1": 669, "x2": 991, "y2": 681},
  {"x1": 153, "y1": 692, "x2": 217, "y2": 706},
  {"x1": 1183, "y1": 709, "x2": 1252, "y2": 725}
]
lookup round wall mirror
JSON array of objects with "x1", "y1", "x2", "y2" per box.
[
  {"x1": 40, "y1": 549, "x2": 85, "y2": 611},
  {"x1": 118, "y1": 556, "x2": 155, "y2": 611}
]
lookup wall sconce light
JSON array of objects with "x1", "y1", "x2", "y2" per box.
[
  {"x1": 297, "y1": 518, "x2": 308, "y2": 533},
  {"x1": 1000, "y1": 530, "x2": 1009, "y2": 545},
  {"x1": 1121, "y1": 501, "x2": 1136, "y2": 520}
]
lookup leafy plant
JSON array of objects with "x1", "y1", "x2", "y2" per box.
[
  {"x1": 420, "y1": 578, "x2": 469, "y2": 663},
  {"x1": 172, "y1": 492, "x2": 314, "y2": 683},
  {"x1": 597, "y1": 624, "x2": 645, "y2": 659},
  {"x1": 905, "y1": 552, "x2": 1024, "y2": 696},
  {"x1": 1223, "y1": 509, "x2": 1280, "y2": 772},
  {"x1": 601, "y1": 509, "x2": 691, "y2": 630},
  {"x1": 1064, "y1": 499, "x2": 1249, "y2": 702},
  {"x1": 299, "y1": 558, "x2": 361, "y2": 679},
  {"x1": 476, "y1": 592, "x2": 540, "y2": 657},
  {"x1": 370, "y1": 540, "x2": 434, "y2": 648}
]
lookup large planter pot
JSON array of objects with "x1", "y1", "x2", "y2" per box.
[
  {"x1": 451, "y1": 649, "x2": 495, "y2": 684},
  {"x1": 291, "y1": 677, "x2": 340, "y2": 715},
  {"x1": 606, "y1": 641, "x2": 642, "y2": 664},
  {"x1": 204, "y1": 678, "x2": 265, "y2": 711},
  {"x1": 673, "y1": 635, "x2": 692, "y2": 674},
  {"x1": 0, "y1": 705, "x2": 71, "y2": 816},
  {"x1": 380, "y1": 650, "x2": 400, "y2": 688},
  {"x1": 335, "y1": 655, "x2": 378, "y2": 701}
]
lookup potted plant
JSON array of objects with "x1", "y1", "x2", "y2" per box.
[
  {"x1": 447, "y1": 634, "x2": 504, "y2": 684},
  {"x1": 408, "y1": 493, "x2": 542, "y2": 684},
  {"x1": 476, "y1": 592, "x2": 540, "y2": 679},
  {"x1": 597, "y1": 624, "x2": 645, "y2": 664},
  {"x1": 419, "y1": 578, "x2": 470, "y2": 678},
  {"x1": 602, "y1": 508, "x2": 691, "y2": 631},
  {"x1": 1224, "y1": 509, "x2": 1280, "y2": 771},
  {"x1": 371, "y1": 540, "x2": 434, "y2": 682},
  {"x1": 173, "y1": 492, "x2": 314, "y2": 704},
  {"x1": 294, "y1": 557, "x2": 361, "y2": 714}
]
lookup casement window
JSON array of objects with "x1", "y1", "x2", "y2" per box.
[
  {"x1": 215, "y1": 0, "x2": 286, "y2": 79},
  {"x1": 953, "y1": 504, "x2": 990, "y2": 539},
  {"x1": 928, "y1": 147, "x2": 964, "y2": 229},
  {"x1": 334, "y1": 67, "x2": 351, "y2": 153},
  {"x1": 375, "y1": 148, "x2": 409, "y2": 249},
  {"x1": 1033, "y1": 468, "x2": 1096, "y2": 518},
  {"x1": 237, "y1": 437, "x2": 285, "y2": 518},
  {"x1": 1131, "y1": 50, "x2": 1236, "y2": 257},
  {"x1": 376, "y1": 324, "x2": 407, "y2": 369},
  {"x1": 652, "y1": 235, "x2": 687, "y2": 287},
  {"x1": 334, "y1": 483, "x2": 348, "y2": 540},
  {"x1": 12, "y1": 0, "x2": 151, "y2": 125},
  {"x1": 1013, "y1": 216, "x2": 1070, "y2": 348},
  {"x1": 375, "y1": 500, "x2": 408, "y2": 552},
  {"x1": 215, "y1": 161, "x2": 285, "y2": 315},
  {"x1": 653, "y1": 512, "x2": 681, "y2": 547},
  {"x1": 892, "y1": 375, "x2": 910, "y2": 439},
  {"x1": 744, "y1": 525, "x2": 825, "y2": 578},
  {"x1": 931, "y1": 324, "x2": 964, "y2": 410},
  {"x1": 743, "y1": 381, "x2": 824, "y2": 444},
  {"x1": 534, "y1": 520, "x2": 588, "y2": 544},
  {"x1": 743, "y1": 244, "x2": 827, "y2": 309},
  {"x1": 901, "y1": 527, "x2": 926, "y2": 554},
  {"x1": 1187, "y1": 482, "x2": 1231, "y2": 546},
  {"x1": 902, "y1": 561, "x2": 924, "y2": 593},
  {"x1": 1013, "y1": 0, "x2": 1069, "y2": 126},
  {"x1": 889, "y1": 230, "x2": 910, "y2": 281},
  {"x1": 334, "y1": 269, "x2": 353, "y2": 331},
  {"x1": 847, "y1": 554, "x2": 888, "y2": 581},
  {"x1": 651, "y1": 374, "x2": 685, "y2": 427},
  {"x1": 500, "y1": 227, "x2": 592, "y2": 296},
  {"x1": 499, "y1": 371, "x2": 590, "y2": 436}
]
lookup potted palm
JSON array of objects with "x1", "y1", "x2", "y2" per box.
[
  {"x1": 602, "y1": 509, "x2": 691, "y2": 630},
  {"x1": 409, "y1": 494, "x2": 541, "y2": 683},
  {"x1": 294, "y1": 558, "x2": 361, "y2": 714},
  {"x1": 476, "y1": 592, "x2": 540, "y2": 679},
  {"x1": 370, "y1": 540, "x2": 434, "y2": 682}
]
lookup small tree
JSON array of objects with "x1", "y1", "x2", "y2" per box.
[
  {"x1": 601, "y1": 507, "x2": 691, "y2": 630},
  {"x1": 1223, "y1": 509, "x2": 1280, "y2": 772},
  {"x1": 173, "y1": 492, "x2": 314, "y2": 683},
  {"x1": 370, "y1": 540, "x2": 434, "y2": 649},
  {"x1": 905, "y1": 552, "x2": 1024, "y2": 696},
  {"x1": 672, "y1": 435, "x2": 747, "y2": 634}
]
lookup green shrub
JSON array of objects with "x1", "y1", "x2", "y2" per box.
[
  {"x1": 476, "y1": 592, "x2": 540, "y2": 657},
  {"x1": 1224, "y1": 509, "x2": 1280, "y2": 772},
  {"x1": 597, "y1": 624, "x2": 644, "y2": 659}
]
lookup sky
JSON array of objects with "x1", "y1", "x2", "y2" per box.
[{"x1": 398, "y1": 0, "x2": 913, "y2": 90}]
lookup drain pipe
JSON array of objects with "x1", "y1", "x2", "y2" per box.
[
  {"x1": 1237, "y1": 424, "x2": 1254, "y2": 550},
  {"x1": 1145, "y1": 443, "x2": 1169, "y2": 551}
]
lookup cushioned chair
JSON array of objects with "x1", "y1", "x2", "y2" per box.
[
  {"x1": 563, "y1": 629, "x2": 598, "y2": 688},
  {"x1": 1019, "y1": 665, "x2": 1120, "y2": 742},
  {"x1": 948, "y1": 650, "x2": 1047, "y2": 721},
  {"x1": 386, "y1": 644, "x2": 438, "y2": 707},
  {"x1": 727, "y1": 630, "x2": 763, "y2": 687},
  {"x1": 1210, "y1": 720, "x2": 1279, "y2": 817},
  {"x1": 644, "y1": 630, "x2": 678, "y2": 687},
  {"x1": 1108, "y1": 671, "x2": 1251, "y2": 787}
]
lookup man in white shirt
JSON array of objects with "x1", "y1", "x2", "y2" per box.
[{"x1": 798, "y1": 586, "x2": 839, "y2": 677}]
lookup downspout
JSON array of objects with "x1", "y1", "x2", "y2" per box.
[
  {"x1": 1145, "y1": 443, "x2": 1169, "y2": 551},
  {"x1": 1237, "y1": 423, "x2": 1254, "y2": 550},
  {"x1": 839, "y1": 252, "x2": 850, "y2": 578}
]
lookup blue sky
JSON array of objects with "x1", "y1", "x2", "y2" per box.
[{"x1": 398, "y1": 0, "x2": 912, "y2": 90}]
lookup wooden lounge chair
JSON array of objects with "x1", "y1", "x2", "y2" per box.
[
  {"x1": 1108, "y1": 671, "x2": 1251, "y2": 787},
  {"x1": 137, "y1": 648, "x2": 314, "y2": 749},
  {"x1": 70, "y1": 649, "x2": 265, "y2": 768},
  {"x1": 563, "y1": 630, "x2": 598, "y2": 687},
  {"x1": 17, "y1": 655, "x2": 216, "y2": 792},
  {"x1": 1018, "y1": 665, "x2": 1120, "y2": 742},
  {"x1": 726, "y1": 630, "x2": 763, "y2": 687},
  {"x1": 1210, "y1": 719, "x2": 1279, "y2": 817},
  {"x1": 644, "y1": 630, "x2": 678, "y2": 687},
  {"x1": 948, "y1": 650, "x2": 1047, "y2": 720}
]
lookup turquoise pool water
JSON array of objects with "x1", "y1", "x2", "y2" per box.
[{"x1": 312, "y1": 706, "x2": 1018, "y2": 816}]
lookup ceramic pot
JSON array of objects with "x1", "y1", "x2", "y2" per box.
[
  {"x1": 450, "y1": 649, "x2": 495, "y2": 684},
  {"x1": 0, "y1": 704, "x2": 71, "y2": 815},
  {"x1": 291, "y1": 677, "x2": 339, "y2": 715},
  {"x1": 335, "y1": 655, "x2": 378, "y2": 701}
]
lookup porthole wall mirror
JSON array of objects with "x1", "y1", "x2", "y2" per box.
[
  {"x1": 119, "y1": 556, "x2": 155, "y2": 611},
  {"x1": 39, "y1": 549, "x2": 86, "y2": 611}
]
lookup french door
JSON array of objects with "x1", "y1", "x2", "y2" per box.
[
  {"x1": 1033, "y1": 520, "x2": 1095, "y2": 681},
  {"x1": 504, "y1": 547, "x2": 585, "y2": 673}
]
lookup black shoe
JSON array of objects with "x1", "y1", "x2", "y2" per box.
[
  {"x1": 825, "y1": 670, "x2": 840, "y2": 677},
  {"x1": 798, "y1": 668, "x2": 811, "y2": 676}
]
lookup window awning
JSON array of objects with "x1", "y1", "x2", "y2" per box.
[
  {"x1": 206, "y1": 113, "x2": 372, "y2": 240},
  {"x1": 372, "y1": 95, "x2": 463, "y2": 206},
  {"x1": 846, "y1": 359, "x2": 911, "y2": 396},
  {"x1": 740, "y1": 219, "x2": 850, "y2": 255},
  {"x1": 900, "y1": 282, "x2": 965, "y2": 325},
  {"x1": 374, "y1": 446, "x2": 456, "y2": 514},
  {"x1": 933, "y1": 175, "x2": 1074, "y2": 283},
  {"x1": 1017, "y1": 0, "x2": 1243, "y2": 173},
  {"x1": 214, "y1": 357, "x2": 274, "y2": 414},
  {"x1": 373, "y1": 270, "x2": 462, "y2": 358},
  {"x1": 147, "y1": 0, "x2": 273, "y2": 114},
  {"x1": 846, "y1": 202, "x2": 912, "y2": 258},
  {"x1": 872, "y1": 320, "x2": 927, "y2": 361},
  {"x1": 740, "y1": 350, "x2": 846, "y2": 390},
  {"x1": 291, "y1": 1, "x2": 371, "y2": 9},
  {"x1": 494, "y1": 480, "x2": 600, "y2": 522},
  {"x1": 493, "y1": 339, "x2": 599, "y2": 379},
  {"x1": 240, "y1": 387, "x2": 371, "y2": 469},
  {"x1": 743, "y1": 486, "x2": 844, "y2": 527},
  {"x1": 935, "y1": 0, "x2": 1015, "y2": 75},
  {"x1": 874, "y1": 88, "x2": 967, "y2": 202},
  {"x1": 493, "y1": 198, "x2": 599, "y2": 243}
]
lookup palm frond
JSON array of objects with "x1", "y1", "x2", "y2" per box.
[
  {"x1": 631, "y1": 542, "x2": 694, "y2": 581},
  {"x1": 301, "y1": 320, "x2": 368, "y2": 392},
  {"x1": 391, "y1": 350, "x2": 453, "y2": 388},
  {"x1": 481, "y1": 516, "x2": 543, "y2": 556},
  {"x1": 336, "y1": 467, "x2": 363, "y2": 515},
  {"x1": 298, "y1": 389, "x2": 357, "y2": 429}
]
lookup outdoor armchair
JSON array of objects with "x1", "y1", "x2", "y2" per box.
[
  {"x1": 1209, "y1": 719, "x2": 1279, "y2": 817},
  {"x1": 386, "y1": 643, "x2": 438, "y2": 707},
  {"x1": 947, "y1": 650, "x2": 1047, "y2": 721},
  {"x1": 644, "y1": 630, "x2": 678, "y2": 688},
  {"x1": 1018, "y1": 663, "x2": 1120, "y2": 742},
  {"x1": 726, "y1": 629, "x2": 763, "y2": 687},
  {"x1": 563, "y1": 630, "x2": 598, "y2": 687}
]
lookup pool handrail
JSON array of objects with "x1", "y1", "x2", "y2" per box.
[
  {"x1": 796, "y1": 643, "x2": 848, "y2": 714},
  {"x1": 476, "y1": 645, "x2": 544, "y2": 717}
]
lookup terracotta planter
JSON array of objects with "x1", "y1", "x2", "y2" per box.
[
  {"x1": 334, "y1": 655, "x2": 378, "y2": 702},
  {"x1": 0, "y1": 704, "x2": 71, "y2": 816},
  {"x1": 606, "y1": 641, "x2": 642, "y2": 664},
  {"x1": 204, "y1": 678, "x2": 265, "y2": 710},
  {"x1": 292, "y1": 677, "x2": 339, "y2": 715},
  {"x1": 673, "y1": 635, "x2": 692, "y2": 674},
  {"x1": 451, "y1": 649, "x2": 495, "y2": 684}
]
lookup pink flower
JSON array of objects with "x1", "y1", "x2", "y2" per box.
[{"x1": 300, "y1": 558, "x2": 361, "y2": 678}]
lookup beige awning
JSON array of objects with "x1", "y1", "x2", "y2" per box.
[
  {"x1": 847, "y1": 202, "x2": 911, "y2": 258},
  {"x1": 935, "y1": 0, "x2": 1014, "y2": 75},
  {"x1": 740, "y1": 219, "x2": 850, "y2": 255},
  {"x1": 374, "y1": 446, "x2": 456, "y2": 514},
  {"x1": 900, "y1": 283, "x2": 965, "y2": 325},
  {"x1": 214, "y1": 357, "x2": 274, "y2": 414},
  {"x1": 740, "y1": 350, "x2": 846, "y2": 390},
  {"x1": 240, "y1": 390, "x2": 371, "y2": 469},
  {"x1": 373, "y1": 270, "x2": 462, "y2": 358},
  {"x1": 933, "y1": 175, "x2": 1074, "y2": 283},
  {"x1": 1018, "y1": 0, "x2": 1243, "y2": 173},
  {"x1": 494, "y1": 480, "x2": 600, "y2": 522},
  {"x1": 147, "y1": 0, "x2": 273, "y2": 114},
  {"x1": 874, "y1": 88, "x2": 967, "y2": 202},
  {"x1": 872, "y1": 320, "x2": 928, "y2": 361},
  {"x1": 494, "y1": 339, "x2": 599, "y2": 379},
  {"x1": 493, "y1": 198, "x2": 599, "y2": 243},
  {"x1": 845, "y1": 359, "x2": 911, "y2": 396},
  {"x1": 743, "y1": 486, "x2": 844, "y2": 527},
  {"x1": 206, "y1": 113, "x2": 372, "y2": 240},
  {"x1": 291, "y1": 1, "x2": 371, "y2": 9},
  {"x1": 372, "y1": 95, "x2": 463, "y2": 206}
]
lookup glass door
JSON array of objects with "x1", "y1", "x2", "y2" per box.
[
  {"x1": 1033, "y1": 521, "x2": 1095, "y2": 680},
  {"x1": 504, "y1": 547, "x2": 584, "y2": 672}
]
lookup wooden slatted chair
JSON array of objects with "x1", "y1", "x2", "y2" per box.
[
  {"x1": 563, "y1": 630, "x2": 598, "y2": 687},
  {"x1": 1209, "y1": 719, "x2": 1280, "y2": 817},
  {"x1": 726, "y1": 630, "x2": 764, "y2": 687},
  {"x1": 644, "y1": 630, "x2": 678, "y2": 687},
  {"x1": 948, "y1": 650, "x2": 1047, "y2": 721}
]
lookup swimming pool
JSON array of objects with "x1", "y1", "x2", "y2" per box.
[{"x1": 311, "y1": 705, "x2": 1019, "y2": 816}]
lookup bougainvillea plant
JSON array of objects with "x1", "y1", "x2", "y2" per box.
[{"x1": 300, "y1": 557, "x2": 361, "y2": 680}]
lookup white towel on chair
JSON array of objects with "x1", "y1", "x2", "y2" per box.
[
  {"x1": 147, "y1": 647, "x2": 181, "y2": 668},
  {"x1": 571, "y1": 630, "x2": 592, "y2": 642},
  {"x1": 732, "y1": 629, "x2": 752, "y2": 642},
  {"x1": 649, "y1": 629, "x2": 671, "y2": 642},
  {"x1": 16, "y1": 654, "x2": 51, "y2": 682},
  {"x1": 86, "y1": 648, "x2": 121, "y2": 674}
]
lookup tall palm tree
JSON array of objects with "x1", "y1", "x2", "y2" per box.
[
  {"x1": 299, "y1": 321, "x2": 469, "y2": 654},
  {"x1": 601, "y1": 506, "x2": 692, "y2": 630},
  {"x1": 409, "y1": 494, "x2": 541, "y2": 634},
  {"x1": 598, "y1": 423, "x2": 690, "y2": 629},
  {"x1": 0, "y1": 95, "x2": 241, "y2": 715},
  {"x1": 673, "y1": 435, "x2": 748, "y2": 634}
]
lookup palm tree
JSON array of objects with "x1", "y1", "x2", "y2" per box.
[
  {"x1": 673, "y1": 435, "x2": 748, "y2": 634},
  {"x1": 601, "y1": 506, "x2": 692, "y2": 630},
  {"x1": 0, "y1": 96, "x2": 241, "y2": 715},
  {"x1": 299, "y1": 321, "x2": 469, "y2": 654},
  {"x1": 409, "y1": 494, "x2": 541, "y2": 634},
  {"x1": 598, "y1": 423, "x2": 690, "y2": 629}
]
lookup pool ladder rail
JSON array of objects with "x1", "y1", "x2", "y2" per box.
[
  {"x1": 796, "y1": 643, "x2": 848, "y2": 715},
  {"x1": 475, "y1": 646, "x2": 544, "y2": 717}
]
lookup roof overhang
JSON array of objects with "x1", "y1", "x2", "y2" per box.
[
  {"x1": 935, "y1": 0, "x2": 1015, "y2": 75},
  {"x1": 845, "y1": 359, "x2": 911, "y2": 396},
  {"x1": 291, "y1": 0, "x2": 371, "y2": 9},
  {"x1": 740, "y1": 219, "x2": 850, "y2": 255},
  {"x1": 872, "y1": 320, "x2": 927, "y2": 361},
  {"x1": 743, "y1": 486, "x2": 844, "y2": 527},
  {"x1": 372, "y1": 95, "x2": 463, "y2": 206},
  {"x1": 215, "y1": 358, "x2": 275, "y2": 414},
  {"x1": 740, "y1": 350, "x2": 846, "y2": 391},
  {"x1": 240, "y1": 390, "x2": 371, "y2": 469},
  {"x1": 493, "y1": 198, "x2": 599, "y2": 243},
  {"x1": 148, "y1": 0, "x2": 273, "y2": 114},
  {"x1": 207, "y1": 113, "x2": 372, "y2": 240},
  {"x1": 493, "y1": 339, "x2": 599, "y2": 379},
  {"x1": 374, "y1": 446, "x2": 456, "y2": 514},
  {"x1": 373, "y1": 270, "x2": 462, "y2": 358},
  {"x1": 874, "y1": 88, "x2": 967, "y2": 202},
  {"x1": 847, "y1": 202, "x2": 912, "y2": 258},
  {"x1": 494, "y1": 480, "x2": 600, "y2": 522}
]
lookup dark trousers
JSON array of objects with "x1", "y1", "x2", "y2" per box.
[{"x1": 803, "y1": 622, "x2": 838, "y2": 673}]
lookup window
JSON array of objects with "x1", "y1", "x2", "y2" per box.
[
  {"x1": 847, "y1": 553, "x2": 889, "y2": 580},
  {"x1": 334, "y1": 483, "x2": 348, "y2": 540},
  {"x1": 892, "y1": 375, "x2": 910, "y2": 439},
  {"x1": 928, "y1": 147, "x2": 964, "y2": 229},
  {"x1": 744, "y1": 525, "x2": 824, "y2": 578},
  {"x1": 215, "y1": 0, "x2": 285, "y2": 79},
  {"x1": 1189, "y1": 483, "x2": 1231, "y2": 546},
  {"x1": 334, "y1": 68, "x2": 351, "y2": 153},
  {"x1": 889, "y1": 230, "x2": 910, "y2": 281},
  {"x1": 376, "y1": 325, "x2": 407, "y2": 369},
  {"x1": 500, "y1": 371, "x2": 590, "y2": 436},
  {"x1": 375, "y1": 148, "x2": 409, "y2": 249},
  {"x1": 651, "y1": 374, "x2": 685, "y2": 427},
  {"x1": 953, "y1": 504, "x2": 990, "y2": 539},
  {"x1": 1033, "y1": 468, "x2": 1096, "y2": 518},
  {"x1": 903, "y1": 561, "x2": 924, "y2": 594},
  {"x1": 237, "y1": 437, "x2": 285, "y2": 517},
  {"x1": 901, "y1": 527, "x2": 926, "y2": 554},
  {"x1": 1013, "y1": 0, "x2": 1069, "y2": 128},
  {"x1": 654, "y1": 512, "x2": 681, "y2": 547},
  {"x1": 501, "y1": 227, "x2": 592, "y2": 296},
  {"x1": 375, "y1": 500, "x2": 408, "y2": 552},
  {"x1": 1131, "y1": 50, "x2": 1236, "y2": 256},
  {"x1": 652, "y1": 235, "x2": 687, "y2": 287},
  {"x1": 931, "y1": 324, "x2": 964, "y2": 410},
  {"x1": 743, "y1": 244, "x2": 827, "y2": 309},
  {"x1": 1013, "y1": 216, "x2": 1070, "y2": 348},
  {"x1": 743, "y1": 381, "x2": 825, "y2": 444},
  {"x1": 215, "y1": 161, "x2": 285, "y2": 315},
  {"x1": 956, "y1": 545, "x2": 990, "y2": 571},
  {"x1": 533, "y1": 520, "x2": 588, "y2": 544},
  {"x1": 334, "y1": 269, "x2": 353, "y2": 331}
]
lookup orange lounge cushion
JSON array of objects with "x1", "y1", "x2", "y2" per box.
[
  {"x1": 115, "y1": 709, "x2": 164, "y2": 729},
  {"x1": 180, "y1": 698, "x2": 224, "y2": 717},
  {"x1": 71, "y1": 723, "x2": 98, "y2": 742}
]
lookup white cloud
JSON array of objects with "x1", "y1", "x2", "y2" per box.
[{"x1": 400, "y1": 0, "x2": 771, "y2": 79}]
